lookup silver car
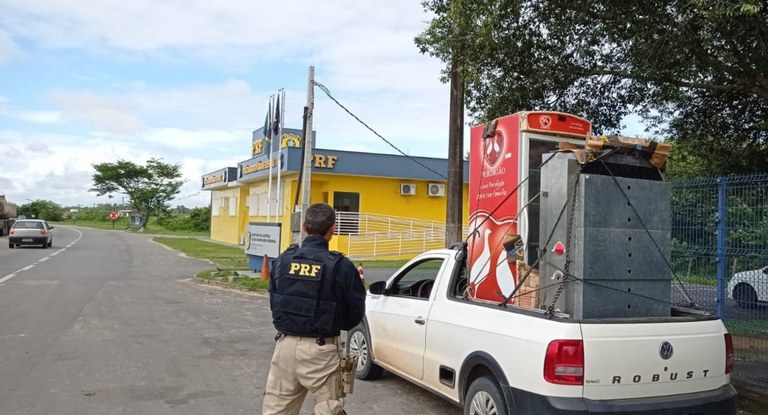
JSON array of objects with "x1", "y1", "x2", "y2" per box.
[{"x1": 8, "y1": 219, "x2": 54, "y2": 249}]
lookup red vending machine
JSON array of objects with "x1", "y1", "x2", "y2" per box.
[{"x1": 467, "y1": 111, "x2": 591, "y2": 305}]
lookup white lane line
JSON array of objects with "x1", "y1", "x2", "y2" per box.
[
  {"x1": 0, "y1": 274, "x2": 19, "y2": 284},
  {"x1": 0, "y1": 226, "x2": 83, "y2": 286}
]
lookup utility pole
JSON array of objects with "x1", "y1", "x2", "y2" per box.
[
  {"x1": 445, "y1": 1, "x2": 465, "y2": 247},
  {"x1": 445, "y1": 61, "x2": 464, "y2": 247},
  {"x1": 298, "y1": 66, "x2": 315, "y2": 244}
]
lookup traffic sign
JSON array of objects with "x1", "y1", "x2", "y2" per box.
[{"x1": 109, "y1": 211, "x2": 119, "y2": 221}]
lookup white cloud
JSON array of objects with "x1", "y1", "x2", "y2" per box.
[
  {"x1": 0, "y1": 30, "x2": 22, "y2": 65},
  {"x1": 0, "y1": 0, "x2": 465, "y2": 208}
]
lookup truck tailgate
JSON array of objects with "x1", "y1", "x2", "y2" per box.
[{"x1": 580, "y1": 319, "x2": 728, "y2": 400}]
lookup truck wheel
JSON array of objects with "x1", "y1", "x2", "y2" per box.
[
  {"x1": 464, "y1": 376, "x2": 512, "y2": 415},
  {"x1": 733, "y1": 283, "x2": 758, "y2": 308},
  {"x1": 346, "y1": 325, "x2": 383, "y2": 380},
  {"x1": 8, "y1": 242, "x2": 13, "y2": 249}
]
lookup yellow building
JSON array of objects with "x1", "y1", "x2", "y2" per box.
[{"x1": 201, "y1": 127, "x2": 469, "y2": 263}]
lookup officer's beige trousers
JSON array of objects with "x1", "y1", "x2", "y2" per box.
[{"x1": 262, "y1": 335, "x2": 345, "y2": 415}]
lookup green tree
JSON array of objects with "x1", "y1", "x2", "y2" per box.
[
  {"x1": 90, "y1": 159, "x2": 184, "y2": 230},
  {"x1": 416, "y1": 1, "x2": 767, "y2": 174},
  {"x1": 18, "y1": 199, "x2": 65, "y2": 222}
]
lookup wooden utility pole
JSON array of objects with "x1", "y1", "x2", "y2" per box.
[
  {"x1": 445, "y1": 0, "x2": 466, "y2": 248},
  {"x1": 445, "y1": 60, "x2": 464, "y2": 247}
]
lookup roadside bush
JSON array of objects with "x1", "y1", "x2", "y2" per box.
[{"x1": 155, "y1": 207, "x2": 210, "y2": 232}]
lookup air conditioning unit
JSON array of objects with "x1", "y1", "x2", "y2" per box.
[
  {"x1": 400, "y1": 183, "x2": 416, "y2": 196},
  {"x1": 428, "y1": 183, "x2": 446, "y2": 197}
]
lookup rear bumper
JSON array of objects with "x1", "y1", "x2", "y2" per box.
[
  {"x1": 507, "y1": 384, "x2": 737, "y2": 415},
  {"x1": 9, "y1": 237, "x2": 47, "y2": 245}
]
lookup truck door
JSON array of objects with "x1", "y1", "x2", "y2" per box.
[{"x1": 368, "y1": 254, "x2": 448, "y2": 381}]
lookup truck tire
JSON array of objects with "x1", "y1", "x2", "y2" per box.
[
  {"x1": 464, "y1": 376, "x2": 512, "y2": 415},
  {"x1": 8, "y1": 242, "x2": 13, "y2": 248},
  {"x1": 346, "y1": 324, "x2": 383, "y2": 380}
]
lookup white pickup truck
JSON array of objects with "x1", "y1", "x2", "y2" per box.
[{"x1": 347, "y1": 244, "x2": 737, "y2": 415}]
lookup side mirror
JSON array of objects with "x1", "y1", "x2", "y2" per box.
[
  {"x1": 763, "y1": 267, "x2": 768, "y2": 275},
  {"x1": 49, "y1": 225, "x2": 54, "y2": 229},
  {"x1": 369, "y1": 281, "x2": 387, "y2": 295}
]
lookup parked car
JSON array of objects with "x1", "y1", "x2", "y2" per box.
[
  {"x1": 727, "y1": 266, "x2": 767, "y2": 308},
  {"x1": 8, "y1": 219, "x2": 54, "y2": 249}
]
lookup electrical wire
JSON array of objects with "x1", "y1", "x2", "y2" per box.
[{"x1": 313, "y1": 81, "x2": 447, "y2": 180}]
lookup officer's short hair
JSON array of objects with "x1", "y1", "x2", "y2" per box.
[{"x1": 304, "y1": 203, "x2": 336, "y2": 236}]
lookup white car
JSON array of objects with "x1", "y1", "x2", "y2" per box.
[
  {"x1": 8, "y1": 219, "x2": 54, "y2": 249},
  {"x1": 728, "y1": 266, "x2": 767, "y2": 308}
]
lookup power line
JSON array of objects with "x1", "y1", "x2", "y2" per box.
[{"x1": 313, "y1": 81, "x2": 447, "y2": 180}]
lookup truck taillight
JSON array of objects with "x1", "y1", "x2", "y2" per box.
[
  {"x1": 724, "y1": 333, "x2": 734, "y2": 374},
  {"x1": 544, "y1": 339, "x2": 584, "y2": 385}
]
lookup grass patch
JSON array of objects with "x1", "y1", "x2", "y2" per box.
[
  {"x1": 725, "y1": 319, "x2": 768, "y2": 339},
  {"x1": 154, "y1": 237, "x2": 248, "y2": 269},
  {"x1": 674, "y1": 274, "x2": 717, "y2": 287},
  {"x1": 195, "y1": 268, "x2": 270, "y2": 292},
  {"x1": 54, "y1": 219, "x2": 209, "y2": 237}
]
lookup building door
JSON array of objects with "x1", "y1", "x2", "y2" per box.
[{"x1": 333, "y1": 192, "x2": 359, "y2": 234}]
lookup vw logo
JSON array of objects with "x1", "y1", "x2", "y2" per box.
[{"x1": 659, "y1": 341, "x2": 674, "y2": 360}]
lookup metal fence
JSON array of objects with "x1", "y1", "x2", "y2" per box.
[
  {"x1": 335, "y1": 211, "x2": 469, "y2": 259},
  {"x1": 671, "y1": 173, "x2": 768, "y2": 354}
]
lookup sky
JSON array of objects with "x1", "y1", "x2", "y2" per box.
[{"x1": 0, "y1": 0, "x2": 646, "y2": 210}]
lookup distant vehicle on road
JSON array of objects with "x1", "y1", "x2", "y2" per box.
[
  {"x1": 728, "y1": 266, "x2": 768, "y2": 308},
  {"x1": 8, "y1": 219, "x2": 54, "y2": 249},
  {"x1": 0, "y1": 193, "x2": 17, "y2": 236}
]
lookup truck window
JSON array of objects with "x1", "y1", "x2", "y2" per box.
[{"x1": 391, "y1": 258, "x2": 445, "y2": 299}]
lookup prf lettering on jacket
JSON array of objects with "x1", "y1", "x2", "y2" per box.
[{"x1": 289, "y1": 263, "x2": 322, "y2": 277}]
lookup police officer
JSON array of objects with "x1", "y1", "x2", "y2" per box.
[{"x1": 262, "y1": 203, "x2": 366, "y2": 415}]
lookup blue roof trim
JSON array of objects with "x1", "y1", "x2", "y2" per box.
[
  {"x1": 223, "y1": 147, "x2": 469, "y2": 184},
  {"x1": 201, "y1": 167, "x2": 237, "y2": 189},
  {"x1": 281, "y1": 147, "x2": 470, "y2": 181}
]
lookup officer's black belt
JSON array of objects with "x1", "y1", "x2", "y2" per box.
[{"x1": 276, "y1": 333, "x2": 339, "y2": 345}]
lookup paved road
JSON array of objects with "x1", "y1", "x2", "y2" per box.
[{"x1": 0, "y1": 227, "x2": 458, "y2": 414}]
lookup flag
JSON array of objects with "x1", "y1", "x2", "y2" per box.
[
  {"x1": 263, "y1": 102, "x2": 272, "y2": 141},
  {"x1": 271, "y1": 95, "x2": 281, "y2": 140},
  {"x1": 262, "y1": 101, "x2": 272, "y2": 155}
]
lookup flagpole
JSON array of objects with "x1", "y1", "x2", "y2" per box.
[
  {"x1": 275, "y1": 88, "x2": 285, "y2": 223},
  {"x1": 266, "y1": 94, "x2": 274, "y2": 221}
]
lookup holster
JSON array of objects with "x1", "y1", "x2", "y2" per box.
[{"x1": 338, "y1": 354, "x2": 358, "y2": 396}]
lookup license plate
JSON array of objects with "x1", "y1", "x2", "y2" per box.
[{"x1": 22, "y1": 238, "x2": 33, "y2": 242}]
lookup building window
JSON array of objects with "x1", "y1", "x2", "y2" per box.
[
  {"x1": 333, "y1": 192, "x2": 360, "y2": 235},
  {"x1": 229, "y1": 196, "x2": 237, "y2": 216}
]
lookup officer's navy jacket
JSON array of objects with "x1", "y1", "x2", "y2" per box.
[{"x1": 269, "y1": 236, "x2": 366, "y2": 337}]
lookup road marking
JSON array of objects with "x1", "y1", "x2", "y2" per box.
[
  {"x1": 0, "y1": 226, "x2": 82, "y2": 286},
  {"x1": 0, "y1": 273, "x2": 18, "y2": 284}
]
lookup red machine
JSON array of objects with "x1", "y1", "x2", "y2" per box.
[{"x1": 467, "y1": 112, "x2": 591, "y2": 304}]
